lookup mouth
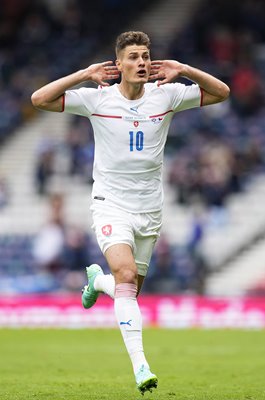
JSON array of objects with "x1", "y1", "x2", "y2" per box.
[{"x1": 137, "y1": 69, "x2": 146, "y2": 77}]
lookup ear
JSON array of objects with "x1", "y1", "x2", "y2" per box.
[{"x1": 115, "y1": 59, "x2": 122, "y2": 71}]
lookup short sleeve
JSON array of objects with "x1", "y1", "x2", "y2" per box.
[
  {"x1": 162, "y1": 82, "x2": 202, "y2": 112},
  {"x1": 64, "y1": 87, "x2": 100, "y2": 117}
]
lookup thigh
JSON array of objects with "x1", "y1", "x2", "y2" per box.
[
  {"x1": 90, "y1": 201, "x2": 135, "y2": 255},
  {"x1": 105, "y1": 243, "x2": 148, "y2": 293},
  {"x1": 105, "y1": 243, "x2": 138, "y2": 285}
]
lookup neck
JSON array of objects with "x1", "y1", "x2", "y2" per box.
[{"x1": 118, "y1": 81, "x2": 145, "y2": 100}]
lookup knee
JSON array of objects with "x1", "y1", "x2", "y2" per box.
[{"x1": 116, "y1": 267, "x2": 137, "y2": 284}]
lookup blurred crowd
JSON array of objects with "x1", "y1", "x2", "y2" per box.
[
  {"x1": 1, "y1": 0, "x2": 265, "y2": 295},
  {"x1": 34, "y1": 116, "x2": 95, "y2": 196},
  {"x1": 0, "y1": 0, "x2": 153, "y2": 143},
  {"x1": 166, "y1": 0, "x2": 265, "y2": 216}
]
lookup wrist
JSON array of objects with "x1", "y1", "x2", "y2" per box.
[
  {"x1": 179, "y1": 63, "x2": 189, "y2": 77},
  {"x1": 76, "y1": 68, "x2": 88, "y2": 82}
]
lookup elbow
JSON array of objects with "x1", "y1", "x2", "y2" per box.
[
  {"x1": 31, "y1": 91, "x2": 41, "y2": 108},
  {"x1": 202, "y1": 83, "x2": 230, "y2": 106},
  {"x1": 31, "y1": 91, "x2": 45, "y2": 109},
  {"x1": 220, "y1": 84, "x2": 230, "y2": 102}
]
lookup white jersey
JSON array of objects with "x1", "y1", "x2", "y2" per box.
[{"x1": 64, "y1": 82, "x2": 201, "y2": 213}]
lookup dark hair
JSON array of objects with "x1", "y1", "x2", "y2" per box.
[{"x1": 115, "y1": 31, "x2": 151, "y2": 56}]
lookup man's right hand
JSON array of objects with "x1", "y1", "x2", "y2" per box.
[
  {"x1": 85, "y1": 61, "x2": 120, "y2": 86},
  {"x1": 31, "y1": 61, "x2": 120, "y2": 112}
]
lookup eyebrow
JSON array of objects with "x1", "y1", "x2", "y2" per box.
[{"x1": 128, "y1": 51, "x2": 150, "y2": 56}]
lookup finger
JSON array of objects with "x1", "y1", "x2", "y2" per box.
[
  {"x1": 99, "y1": 81, "x2": 110, "y2": 87},
  {"x1": 150, "y1": 71, "x2": 165, "y2": 79},
  {"x1": 110, "y1": 74, "x2": 120, "y2": 80},
  {"x1": 148, "y1": 73, "x2": 165, "y2": 82},
  {"x1": 151, "y1": 60, "x2": 163, "y2": 65},
  {"x1": 150, "y1": 66, "x2": 161, "y2": 72},
  {"x1": 105, "y1": 73, "x2": 120, "y2": 80},
  {"x1": 157, "y1": 78, "x2": 168, "y2": 86},
  {"x1": 150, "y1": 66, "x2": 162, "y2": 71},
  {"x1": 104, "y1": 65, "x2": 118, "y2": 69},
  {"x1": 104, "y1": 67, "x2": 120, "y2": 75},
  {"x1": 151, "y1": 64, "x2": 161, "y2": 68},
  {"x1": 105, "y1": 66, "x2": 119, "y2": 71},
  {"x1": 148, "y1": 73, "x2": 159, "y2": 81},
  {"x1": 106, "y1": 71, "x2": 120, "y2": 77},
  {"x1": 105, "y1": 68, "x2": 120, "y2": 74},
  {"x1": 102, "y1": 61, "x2": 114, "y2": 66},
  {"x1": 149, "y1": 71, "x2": 160, "y2": 78}
]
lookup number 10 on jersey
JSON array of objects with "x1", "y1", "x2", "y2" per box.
[{"x1": 129, "y1": 131, "x2": 144, "y2": 151}]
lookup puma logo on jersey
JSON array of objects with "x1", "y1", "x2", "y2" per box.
[{"x1": 130, "y1": 106, "x2": 139, "y2": 113}]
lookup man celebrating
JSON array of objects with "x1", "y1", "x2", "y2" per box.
[{"x1": 31, "y1": 31, "x2": 229, "y2": 394}]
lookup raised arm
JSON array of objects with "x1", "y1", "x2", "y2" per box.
[
  {"x1": 149, "y1": 60, "x2": 230, "y2": 106},
  {"x1": 31, "y1": 61, "x2": 120, "y2": 112}
]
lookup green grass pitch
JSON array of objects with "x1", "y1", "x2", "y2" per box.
[{"x1": 0, "y1": 328, "x2": 265, "y2": 400}]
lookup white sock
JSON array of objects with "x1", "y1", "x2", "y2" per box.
[
  {"x1": 94, "y1": 274, "x2": 115, "y2": 299},
  {"x1": 114, "y1": 283, "x2": 149, "y2": 375}
]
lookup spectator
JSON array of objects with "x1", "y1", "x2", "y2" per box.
[
  {"x1": 32, "y1": 192, "x2": 91, "y2": 290},
  {"x1": 32, "y1": 193, "x2": 65, "y2": 273},
  {"x1": 62, "y1": 224, "x2": 91, "y2": 291},
  {"x1": 198, "y1": 139, "x2": 234, "y2": 210},
  {"x1": 187, "y1": 202, "x2": 208, "y2": 294},
  {"x1": 231, "y1": 63, "x2": 264, "y2": 116},
  {"x1": 144, "y1": 235, "x2": 178, "y2": 293},
  {"x1": 65, "y1": 117, "x2": 94, "y2": 182},
  {"x1": 34, "y1": 137, "x2": 55, "y2": 195}
]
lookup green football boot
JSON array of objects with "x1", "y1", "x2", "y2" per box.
[
  {"x1": 82, "y1": 264, "x2": 103, "y2": 309},
  {"x1": 135, "y1": 365, "x2": 158, "y2": 395}
]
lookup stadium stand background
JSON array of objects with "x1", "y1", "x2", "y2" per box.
[{"x1": 0, "y1": 0, "x2": 265, "y2": 296}]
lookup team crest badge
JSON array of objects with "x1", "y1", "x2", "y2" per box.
[
  {"x1": 134, "y1": 121, "x2": 139, "y2": 127},
  {"x1": 102, "y1": 224, "x2": 112, "y2": 236}
]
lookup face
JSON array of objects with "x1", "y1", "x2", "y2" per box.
[{"x1": 116, "y1": 45, "x2": 151, "y2": 84}]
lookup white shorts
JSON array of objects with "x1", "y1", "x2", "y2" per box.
[{"x1": 90, "y1": 200, "x2": 162, "y2": 276}]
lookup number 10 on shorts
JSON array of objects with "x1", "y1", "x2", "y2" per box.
[{"x1": 129, "y1": 131, "x2": 144, "y2": 151}]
